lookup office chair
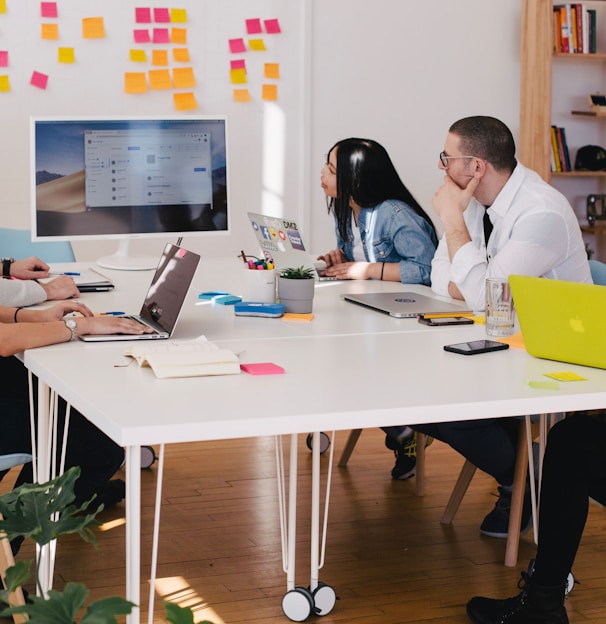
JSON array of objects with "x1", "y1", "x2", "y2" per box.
[
  {"x1": 0, "y1": 453, "x2": 33, "y2": 623},
  {"x1": 0, "y1": 228, "x2": 75, "y2": 263},
  {"x1": 589, "y1": 259, "x2": 606, "y2": 286}
]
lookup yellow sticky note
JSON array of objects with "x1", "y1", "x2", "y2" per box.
[
  {"x1": 528, "y1": 379, "x2": 560, "y2": 390},
  {"x1": 172, "y1": 67, "x2": 195, "y2": 89},
  {"x1": 173, "y1": 92, "x2": 197, "y2": 111},
  {"x1": 544, "y1": 371, "x2": 588, "y2": 382},
  {"x1": 82, "y1": 17, "x2": 105, "y2": 39},
  {"x1": 249, "y1": 38, "x2": 266, "y2": 51},
  {"x1": 130, "y1": 49, "x2": 147, "y2": 63},
  {"x1": 0, "y1": 0, "x2": 6, "y2": 14},
  {"x1": 233, "y1": 88, "x2": 251, "y2": 103},
  {"x1": 58, "y1": 47, "x2": 75, "y2": 63},
  {"x1": 124, "y1": 72, "x2": 147, "y2": 94},
  {"x1": 41, "y1": 23, "x2": 59, "y2": 40},
  {"x1": 262, "y1": 83, "x2": 278, "y2": 101},
  {"x1": 0, "y1": 75, "x2": 10, "y2": 92},
  {"x1": 152, "y1": 50, "x2": 169, "y2": 66},
  {"x1": 230, "y1": 68, "x2": 247, "y2": 85},
  {"x1": 171, "y1": 27, "x2": 187, "y2": 44},
  {"x1": 282, "y1": 313, "x2": 314, "y2": 322},
  {"x1": 170, "y1": 8, "x2": 187, "y2": 23},
  {"x1": 264, "y1": 63, "x2": 280, "y2": 79},
  {"x1": 172, "y1": 47, "x2": 190, "y2": 63},
  {"x1": 148, "y1": 69, "x2": 172, "y2": 90}
]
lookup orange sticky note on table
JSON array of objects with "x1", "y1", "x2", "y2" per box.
[
  {"x1": 262, "y1": 83, "x2": 278, "y2": 101},
  {"x1": 173, "y1": 48, "x2": 190, "y2": 62},
  {"x1": 264, "y1": 63, "x2": 280, "y2": 79},
  {"x1": 173, "y1": 92, "x2": 197, "y2": 111},
  {"x1": 171, "y1": 27, "x2": 187, "y2": 44},
  {"x1": 82, "y1": 17, "x2": 105, "y2": 39},
  {"x1": 233, "y1": 88, "x2": 251, "y2": 103},
  {"x1": 282, "y1": 313, "x2": 314, "y2": 322},
  {"x1": 124, "y1": 72, "x2": 147, "y2": 94},
  {"x1": 173, "y1": 67, "x2": 195, "y2": 88},
  {"x1": 41, "y1": 23, "x2": 59, "y2": 40},
  {"x1": 148, "y1": 69, "x2": 172, "y2": 90},
  {"x1": 152, "y1": 49, "x2": 169, "y2": 66}
]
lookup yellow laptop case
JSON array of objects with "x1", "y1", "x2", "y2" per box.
[{"x1": 509, "y1": 274, "x2": 606, "y2": 369}]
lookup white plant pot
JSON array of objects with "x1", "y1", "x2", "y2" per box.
[{"x1": 277, "y1": 277, "x2": 315, "y2": 313}]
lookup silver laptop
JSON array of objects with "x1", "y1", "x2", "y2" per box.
[
  {"x1": 342, "y1": 291, "x2": 472, "y2": 318},
  {"x1": 80, "y1": 243, "x2": 200, "y2": 342},
  {"x1": 247, "y1": 212, "x2": 338, "y2": 281}
]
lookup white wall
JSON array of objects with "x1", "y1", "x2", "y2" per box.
[{"x1": 0, "y1": 1, "x2": 522, "y2": 263}]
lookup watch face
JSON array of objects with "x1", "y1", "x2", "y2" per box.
[{"x1": 66, "y1": 319, "x2": 77, "y2": 329}]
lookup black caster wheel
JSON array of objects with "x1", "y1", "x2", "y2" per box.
[
  {"x1": 282, "y1": 587, "x2": 315, "y2": 622},
  {"x1": 141, "y1": 445, "x2": 157, "y2": 469},
  {"x1": 312, "y1": 582, "x2": 337, "y2": 616},
  {"x1": 305, "y1": 432, "x2": 331, "y2": 454}
]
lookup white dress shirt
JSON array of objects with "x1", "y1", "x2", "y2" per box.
[{"x1": 430, "y1": 162, "x2": 592, "y2": 311}]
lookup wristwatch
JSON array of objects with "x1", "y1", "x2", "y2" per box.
[
  {"x1": 2, "y1": 257, "x2": 14, "y2": 278},
  {"x1": 63, "y1": 318, "x2": 78, "y2": 342}
]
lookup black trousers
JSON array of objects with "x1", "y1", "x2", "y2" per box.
[{"x1": 0, "y1": 357, "x2": 124, "y2": 507}]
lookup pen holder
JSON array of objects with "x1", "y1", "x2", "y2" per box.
[{"x1": 242, "y1": 268, "x2": 276, "y2": 303}]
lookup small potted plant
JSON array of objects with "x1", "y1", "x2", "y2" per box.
[{"x1": 277, "y1": 266, "x2": 315, "y2": 313}]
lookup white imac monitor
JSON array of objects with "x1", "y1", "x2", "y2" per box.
[{"x1": 31, "y1": 115, "x2": 229, "y2": 270}]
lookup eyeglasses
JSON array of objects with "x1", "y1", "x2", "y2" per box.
[{"x1": 439, "y1": 150, "x2": 478, "y2": 167}]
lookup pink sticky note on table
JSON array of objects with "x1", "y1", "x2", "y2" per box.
[
  {"x1": 31, "y1": 71, "x2": 49, "y2": 89},
  {"x1": 41, "y1": 2, "x2": 58, "y2": 18},
  {"x1": 229, "y1": 38, "x2": 246, "y2": 54},
  {"x1": 153, "y1": 28, "x2": 170, "y2": 43},
  {"x1": 0, "y1": 51, "x2": 8, "y2": 68},
  {"x1": 264, "y1": 18, "x2": 281, "y2": 34},
  {"x1": 133, "y1": 29, "x2": 150, "y2": 43},
  {"x1": 231, "y1": 59, "x2": 246, "y2": 71},
  {"x1": 135, "y1": 7, "x2": 151, "y2": 23},
  {"x1": 154, "y1": 7, "x2": 171, "y2": 23},
  {"x1": 246, "y1": 18, "x2": 262, "y2": 34},
  {"x1": 240, "y1": 363, "x2": 285, "y2": 375}
]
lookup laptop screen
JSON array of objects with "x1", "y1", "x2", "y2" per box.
[{"x1": 140, "y1": 244, "x2": 200, "y2": 333}]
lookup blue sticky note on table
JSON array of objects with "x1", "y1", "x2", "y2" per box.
[
  {"x1": 198, "y1": 291, "x2": 229, "y2": 300},
  {"x1": 214, "y1": 294, "x2": 242, "y2": 305}
]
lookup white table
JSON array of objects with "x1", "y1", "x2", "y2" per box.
[{"x1": 23, "y1": 258, "x2": 606, "y2": 622}]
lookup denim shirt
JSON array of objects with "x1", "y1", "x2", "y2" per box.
[{"x1": 335, "y1": 200, "x2": 437, "y2": 285}]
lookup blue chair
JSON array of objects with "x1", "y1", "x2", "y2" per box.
[
  {"x1": 0, "y1": 228, "x2": 75, "y2": 263},
  {"x1": 589, "y1": 259, "x2": 606, "y2": 286}
]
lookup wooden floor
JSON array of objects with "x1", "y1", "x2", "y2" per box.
[{"x1": 6, "y1": 429, "x2": 606, "y2": 623}]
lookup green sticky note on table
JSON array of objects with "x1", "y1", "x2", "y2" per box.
[{"x1": 528, "y1": 380, "x2": 560, "y2": 390}]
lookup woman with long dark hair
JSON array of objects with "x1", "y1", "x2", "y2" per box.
[{"x1": 318, "y1": 138, "x2": 437, "y2": 283}]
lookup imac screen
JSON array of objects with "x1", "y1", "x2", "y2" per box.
[{"x1": 31, "y1": 116, "x2": 228, "y2": 240}]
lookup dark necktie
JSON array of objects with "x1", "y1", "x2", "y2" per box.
[{"x1": 483, "y1": 208, "x2": 493, "y2": 245}]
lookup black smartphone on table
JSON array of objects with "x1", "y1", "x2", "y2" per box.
[
  {"x1": 418, "y1": 315, "x2": 474, "y2": 326},
  {"x1": 443, "y1": 340, "x2": 509, "y2": 355}
]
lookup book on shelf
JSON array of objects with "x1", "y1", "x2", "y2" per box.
[
  {"x1": 553, "y1": 4, "x2": 597, "y2": 54},
  {"x1": 124, "y1": 336, "x2": 241, "y2": 379},
  {"x1": 550, "y1": 125, "x2": 571, "y2": 172}
]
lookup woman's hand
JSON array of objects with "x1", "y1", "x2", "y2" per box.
[
  {"x1": 9, "y1": 256, "x2": 50, "y2": 279},
  {"x1": 317, "y1": 249, "x2": 346, "y2": 269},
  {"x1": 75, "y1": 316, "x2": 154, "y2": 336},
  {"x1": 322, "y1": 261, "x2": 372, "y2": 280},
  {"x1": 25, "y1": 301, "x2": 94, "y2": 322}
]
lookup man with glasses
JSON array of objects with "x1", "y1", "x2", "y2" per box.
[{"x1": 414, "y1": 116, "x2": 591, "y2": 539}]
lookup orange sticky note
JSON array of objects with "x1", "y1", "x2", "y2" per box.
[
  {"x1": 171, "y1": 27, "x2": 187, "y2": 44},
  {"x1": 172, "y1": 47, "x2": 190, "y2": 62},
  {"x1": 82, "y1": 17, "x2": 105, "y2": 39},
  {"x1": 0, "y1": 75, "x2": 10, "y2": 92},
  {"x1": 172, "y1": 67, "x2": 195, "y2": 88},
  {"x1": 264, "y1": 63, "x2": 280, "y2": 79},
  {"x1": 124, "y1": 72, "x2": 147, "y2": 94},
  {"x1": 170, "y1": 8, "x2": 187, "y2": 23},
  {"x1": 249, "y1": 38, "x2": 266, "y2": 51},
  {"x1": 58, "y1": 47, "x2": 75, "y2": 63},
  {"x1": 130, "y1": 49, "x2": 147, "y2": 63},
  {"x1": 262, "y1": 83, "x2": 278, "y2": 101},
  {"x1": 41, "y1": 23, "x2": 59, "y2": 40},
  {"x1": 282, "y1": 313, "x2": 314, "y2": 322},
  {"x1": 173, "y1": 92, "x2": 197, "y2": 111},
  {"x1": 233, "y1": 88, "x2": 251, "y2": 103},
  {"x1": 230, "y1": 68, "x2": 247, "y2": 84},
  {"x1": 148, "y1": 69, "x2": 172, "y2": 89},
  {"x1": 152, "y1": 49, "x2": 169, "y2": 66}
]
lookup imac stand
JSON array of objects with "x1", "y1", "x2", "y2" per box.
[{"x1": 97, "y1": 239, "x2": 158, "y2": 271}]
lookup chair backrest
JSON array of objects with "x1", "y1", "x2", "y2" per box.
[
  {"x1": 589, "y1": 259, "x2": 606, "y2": 286},
  {"x1": 0, "y1": 453, "x2": 32, "y2": 472},
  {"x1": 0, "y1": 228, "x2": 75, "y2": 263}
]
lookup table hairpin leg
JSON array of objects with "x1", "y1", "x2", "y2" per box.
[{"x1": 276, "y1": 432, "x2": 337, "y2": 622}]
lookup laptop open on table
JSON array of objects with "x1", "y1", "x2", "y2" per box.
[
  {"x1": 247, "y1": 212, "x2": 337, "y2": 281},
  {"x1": 509, "y1": 274, "x2": 606, "y2": 369},
  {"x1": 79, "y1": 243, "x2": 200, "y2": 342},
  {"x1": 342, "y1": 291, "x2": 472, "y2": 318}
]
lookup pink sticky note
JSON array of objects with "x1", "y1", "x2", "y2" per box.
[
  {"x1": 152, "y1": 28, "x2": 170, "y2": 44},
  {"x1": 135, "y1": 7, "x2": 151, "y2": 23},
  {"x1": 153, "y1": 7, "x2": 170, "y2": 23},
  {"x1": 31, "y1": 71, "x2": 49, "y2": 90},
  {"x1": 229, "y1": 38, "x2": 246, "y2": 54},
  {"x1": 240, "y1": 363, "x2": 285, "y2": 375},
  {"x1": 41, "y1": 2, "x2": 58, "y2": 18},
  {"x1": 246, "y1": 18, "x2": 262, "y2": 35},
  {"x1": 133, "y1": 29, "x2": 151, "y2": 43},
  {"x1": 0, "y1": 51, "x2": 7, "y2": 68},
  {"x1": 264, "y1": 18, "x2": 281, "y2": 34},
  {"x1": 230, "y1": 59, "x2": 246, "y2": 71}
]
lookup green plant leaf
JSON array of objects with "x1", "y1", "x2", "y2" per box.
[
  {"x1": 0, "y1": 467, "x2": 100, "y2": 547},
  {"x1": 81, "y1": 595, "x2": 136, "y2": 623},
  {"x1": 164, "y1": 601, "x2": 214, "y2": 624},
  {"x1": 280, "y1": 265, "x2": 315, "y2": 279},
  {"x1": 1, "y1": 560, "x2": 31, "y2": 595}
]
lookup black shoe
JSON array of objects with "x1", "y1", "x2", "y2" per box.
[
  {"x1": 480, "y1": 485, "x2": 532, "y2": 539},
  {"x1": 385, "y1": 432, "x2": 432, "y2": 481},
  {"x1": 466, "y1": 569, "x2": 568, "y2": 624},
  {"x1": 86, "y1": 479, "x2": 126, "y2": 512}
]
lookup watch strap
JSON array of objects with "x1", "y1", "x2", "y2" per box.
[{"x1": 2, "y1": 258, "x2": 13, "y2": 278}]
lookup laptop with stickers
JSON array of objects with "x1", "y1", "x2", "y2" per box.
[{"x1": 79, "y1": 243, "x2": 200, "y2": 342}]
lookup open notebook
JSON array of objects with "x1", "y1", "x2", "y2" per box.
[{"x1": 80, "y1": 243, "x2": 200, "y2": 342}]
